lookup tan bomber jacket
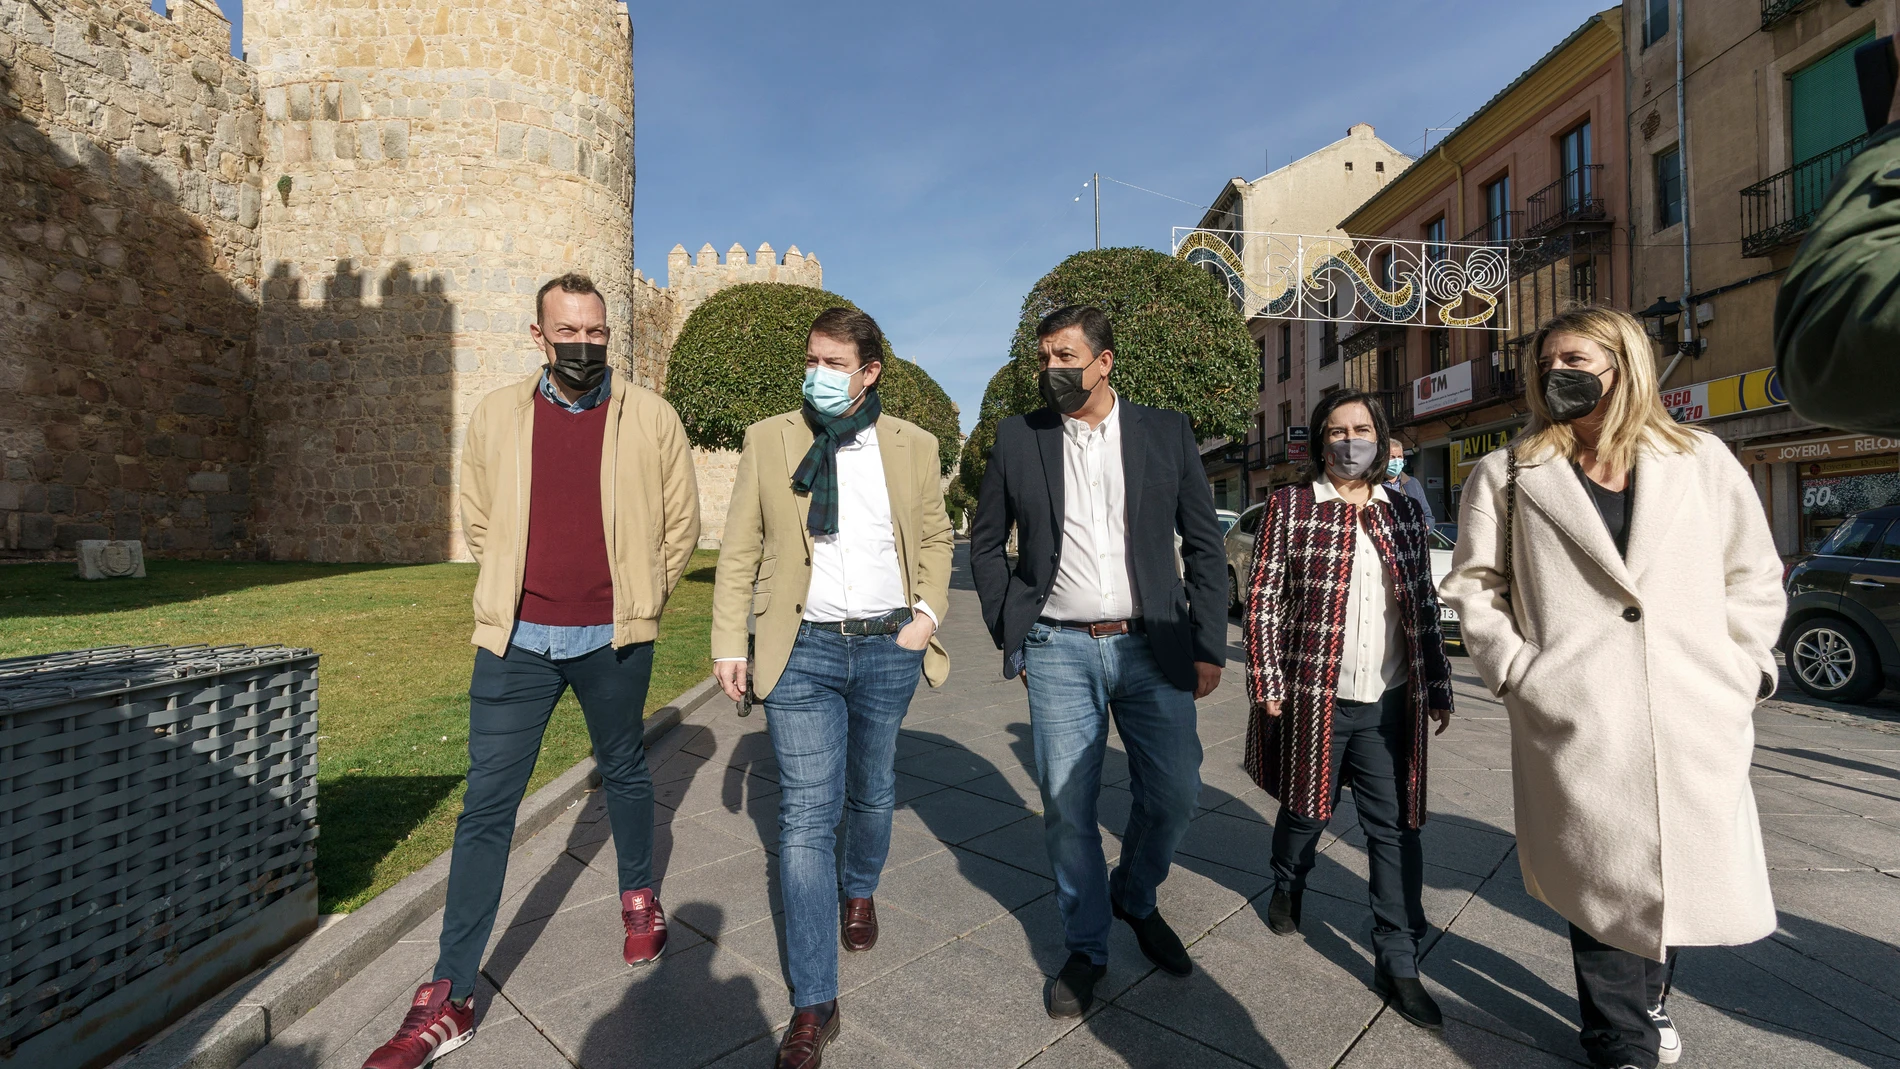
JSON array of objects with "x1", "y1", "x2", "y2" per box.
[{"x1": 460, "y1": 372, "x2": 701, "y2": 655}]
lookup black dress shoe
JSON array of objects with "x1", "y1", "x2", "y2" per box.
[
  {"x1": 1047, "y1": 952, "x2": 1107, "y2": 1019},
  {"x1": 1374, "y1": 968, "x2": 1444, "y2": 1032},
  {"x1": 1112, "y1": 900, "x2": 1192, "y2": 976},
  {"x1": 1266, "y1": 888, "x2": 1301, "y2": 935}
]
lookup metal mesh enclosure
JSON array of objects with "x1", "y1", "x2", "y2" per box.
[{"x1": 0, "y1": 645, "x2": 319, "y2": 1057}]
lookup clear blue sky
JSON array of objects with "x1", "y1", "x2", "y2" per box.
[{"x1": 203, "y1": 1, "x2": 1612, "y2": 432}]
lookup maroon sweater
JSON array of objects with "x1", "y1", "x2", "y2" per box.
[{"x1": 518, "y1": 394, "x2": 614, "y2": 626}]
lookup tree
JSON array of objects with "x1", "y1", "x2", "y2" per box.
[
  {"x1": 664, "y1": 282, "x2": 960, "y2": 473},
  {"x1": 953, "y1": 247, "x2": 1256, "y2": 503}
]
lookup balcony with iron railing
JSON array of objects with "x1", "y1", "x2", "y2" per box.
[
  {"x1": 1470, "y1": 346, "x2": 1527, "y2": 406},
  {"x1": 1761, "y1": 0, "x2": 1816, "y2": 29},
  {"x1": 1262, "y1": 432, "x2": 1288, "y2": 467},
  {"x1": 1741, "y1": 134, "x2": 1867, "y2": 258},
  {"x1": 1527, "y1": 165, "x2": 1607, "y2": 235},
  {"x1": 1461, "y1": 210, "x2": 1524, "y2": 245}
]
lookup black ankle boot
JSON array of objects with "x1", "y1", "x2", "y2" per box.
[{"x1": 1266, "y1": 888, "x2": 1301, "y2": 935}]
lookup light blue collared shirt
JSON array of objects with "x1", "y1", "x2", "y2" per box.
[{"x1": 509, "y1": 368, "x2": 617, "y2": 661}]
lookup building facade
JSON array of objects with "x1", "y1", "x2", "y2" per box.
[
  {"x1": 1191, "y1": 123, "x2": 1412, "y2": 510},
  {"x1": 1626, "y1": 0, "x2": 1899, "y2": 554},
  {"x1": 1336, "y1": 9, "x2": 1628, "y2": 523}
]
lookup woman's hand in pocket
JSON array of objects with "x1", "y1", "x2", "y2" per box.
[
  {"x1": 1253, "y1": 700, "x2": 1283, "y2": 719},
  {"x1": 895, "y1": 613, "x2": 935, "y2": 652}
]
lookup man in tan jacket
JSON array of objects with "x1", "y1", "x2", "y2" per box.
[
  {"x1": 363, "y1": 274, "x2": 699, "y2": 1069},
  {"x1": 711, "y1": 307, "x2": 951, "y2": 1069}
]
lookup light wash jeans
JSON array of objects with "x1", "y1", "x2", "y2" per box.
[
  {"x1": 1023, "y1": 622, "x2": 1203, "y2": 965},
  {"x1": 766, "y1": 624, "x2": 925, "y2": 1007}
]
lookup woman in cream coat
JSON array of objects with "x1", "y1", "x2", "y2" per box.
[{"x1": 1441, "y1": 307, "x2": 1785, "y2": 1069}]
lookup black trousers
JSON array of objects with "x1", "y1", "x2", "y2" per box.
[
  {"x1": 1570, "y1": 924, "x2": 1678, "y2": 1069},
  {"x1": 434, "y1": 641, "x2": 657, "y2": 1000},
  {"x1": 1270, "y1": 685, "x2": 1426, "y2": 977}
]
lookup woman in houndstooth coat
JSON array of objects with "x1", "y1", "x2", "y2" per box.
[{"x1": 1242, "y1": 389, "x2": 1454, "y2": 1030}]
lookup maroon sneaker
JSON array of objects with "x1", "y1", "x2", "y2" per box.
[
  {"x1": 361, "y1": 980, "x2": 474, "y2": 1069},
  {"x1": 622, "y1": 887, "x2": 667, "y2": 965}
]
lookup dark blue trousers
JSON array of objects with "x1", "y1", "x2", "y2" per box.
[{"x1": 434, "y1": 641, "x2": 656, "y2": 1000}]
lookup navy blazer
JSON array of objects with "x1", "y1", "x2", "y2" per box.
[{"x1": 969, "y1": 401, "x2": 1229, "y2": 692}]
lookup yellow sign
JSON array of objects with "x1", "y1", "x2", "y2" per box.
[
  {"x1": 1450, "y1": 425, "x2": 1520, "y2": 488},
  {"x1": 1661, "y1": 368, "x2": 1787, "y2": 423}
]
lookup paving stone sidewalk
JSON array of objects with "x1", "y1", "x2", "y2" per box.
[{"x1": 242, "y1": 547, "x2": 1900, "y2": 1069}]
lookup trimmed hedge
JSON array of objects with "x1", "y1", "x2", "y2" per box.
[
  {"x1": 664, "y1": 282, "x2": 960, "y2": 474},
  {"x1": 953, "y1": 247, "x2": 1255, "y2": 503}
]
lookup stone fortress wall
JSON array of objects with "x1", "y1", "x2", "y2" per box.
[
  {"x1": 0, "y1": 0, "x2": 829, "y2": 561},
  {"x1": 0, "y1": 0, "x2": 265, "y2": 556},
  {"x1": 635, "y1": 241, "x2": 823, "y2": 546},
  {"x1": 245, "y1": 0, "x2": 636, "y2": 563}
]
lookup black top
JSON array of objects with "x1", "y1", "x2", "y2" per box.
[
  {"x1": 968, "y1": 402, "x2": 1229, "y2": 691},
  {"x1": 1574, "y1": 463, "x2": 1634, "y2": 557}
]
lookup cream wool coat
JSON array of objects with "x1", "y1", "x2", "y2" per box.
[{"x1": 1440, "y1": 430, "x2": 1785, "y2": 960}]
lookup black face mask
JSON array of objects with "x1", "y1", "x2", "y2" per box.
[
  {"x1": 1543, "y1": 366, "x2": 1610, "y2": 423},
  {"x1": 550, "y1": 342, "x2": 607, "y2": 394},
  {"x1": 1037, "y1": 354, "x2": 1100, "y2": 415}
]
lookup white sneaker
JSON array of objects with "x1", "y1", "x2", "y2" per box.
[{"x1": 1649, "y1": 1003, "x2": 1681, "y2": 1064}]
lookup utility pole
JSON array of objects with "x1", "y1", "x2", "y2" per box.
[{"x1": 1093, "y1": 172, "x2": 1101, "y2": 249}]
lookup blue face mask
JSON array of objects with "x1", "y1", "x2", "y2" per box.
[
  {"x1": 803, "y1": 365, "x2": 863, "y2": 417},
  {"x1": 1386, "y1": 457, "x2": 1406, "y2": 478}
]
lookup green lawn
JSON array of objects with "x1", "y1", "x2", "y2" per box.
[{"x1": 0, "y1": 552, "x2": 718, "y2": 913}]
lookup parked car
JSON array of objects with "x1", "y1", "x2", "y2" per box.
[
  {"x1": 1216, "y1": 509, "x2": 1241, "y2": 536},
  {"x1": 1429, "y1": 523, "x2": 1460, "y2": 646},
  {"x1": 1781, "y1": 503, "x2": 1900, "y2": 703}
]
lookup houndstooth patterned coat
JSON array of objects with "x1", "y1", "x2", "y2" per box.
[{"x1": 1242, "y1": 482, "x2": 1454, "y2": 829}]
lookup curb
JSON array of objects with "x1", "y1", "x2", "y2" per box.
[{"x1": 114, "y1": 675, "x2": 723, "y2": 1069}]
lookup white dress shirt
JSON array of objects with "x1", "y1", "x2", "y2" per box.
[
  {"x1": 1043, "y1": 393, "x2": 1141, "y2": 622},
  {"x1": 715, "y1": 426, "x2": 936, "y2": 664},
  {"x1": 1314, "y1": 474, "x2": 1406, "y2": 703}
]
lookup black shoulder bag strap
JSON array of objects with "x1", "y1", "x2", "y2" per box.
[{"x1": 1501, "y1": 447, "x2": 1518, "y2": 605}]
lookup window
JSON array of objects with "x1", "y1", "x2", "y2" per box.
[
  {"x1": 1256, "y1": 414, "x2": 1267, "y2": 445},
  {"x1": 1879, "y1": 521, "x2": 1900, "y2": 561},
  {"x1": 1378, "y1": 345, "x2": 1404, "y2": 392},
  {"x1": 1570, "y1": 259, "x2": 1598, "y2": 305},
  {"x1": 1428, "y1": 330, "x2": 1450, "y2": 372},
  {"x1": 1378, "y1": 251, "x2": 1397, "y2": 291},
  {"x1": 1375, "y1": 161, "x2": 1385, "y2": 173},
  {"x1": 1818, "y1": 516, "x2": 1889, "y2": 558},
  {"x1": 1258, "y1": 336, "x2": 1268, "y2": 391},
  {"x1": 1321, "y1": 320, "x2": 1338, "y2": 366},
  {"x1": 1655, "y1": 146, "x2": 1683, "y2": 229},
  {"x1": 1278, "y1": 400, "x2": 1293, "y2": 433},
  {"x1": 1345, "y1": 161, "x2": 1354, "y2": 172},
  {"x1": 1237, "y1": 505, "x2": 1264, "y2": 535},
  {"x1": 1791, "y1": 33, "x2": 1873, "y2": 166},
  {"x1": 1483, "y1": 175, "x2": 1512, "y2": 241},
  {"x1": 1561, "y1": 122, "x2": 1593, "y2": 212},
  {"x1": 1277, "y1": 322, "x2": 1292, "y2": 382},
  {"x1": 1643, "y1": 0, "x2": 1668, "y2": 48},
  {"x1": 1424, "y1": 217, "x2": 1447, "y2": 261}
]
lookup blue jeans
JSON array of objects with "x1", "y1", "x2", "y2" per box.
[
  {"x1": 766, "y1": 624, "x2": 926, "y2": 1007},
  {"x1": 1023, "y1": 622, "x2": 1203, "y2": 965},
  {"x1": 435, "y1": 641, "x2": 655, "y2": 1000}
]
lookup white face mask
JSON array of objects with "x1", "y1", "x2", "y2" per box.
[{"x1": 802, "y1": 365, "x2": 863, "y2": 417}]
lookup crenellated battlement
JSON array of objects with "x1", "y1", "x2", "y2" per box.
[{"x1": 665, "y1": 241, "x2": 823, "y2": 289}]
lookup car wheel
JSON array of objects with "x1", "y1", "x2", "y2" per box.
[
  {"x1": 1786, "y1": 618, "x2": 1882, "y2": 705},
  {"x1": 1228, "y1": 566, "x2": 1243, "y2": 615}
]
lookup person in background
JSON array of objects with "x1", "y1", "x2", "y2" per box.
[
  {"x1": 1773, "y1": 34, "x2": 1900, "y2": 434},
  {"x1": 1442, "y1": 307, "x2": 1786, "y2": 1069},
  {"x1": 1244, "y1": 391, "x2": 1453, "y2": 1033},
  {"x1": 1386, "y1": 438, "x2": 1436, "y2": 526},
  {"x1": 363, "y1": 274, "x2": 701, "y2": 1069},
  {"x1": 710, "y1": 307, "x2": 952, "y2": 1069},
  {"x1": 970, "y1": 305, "x2": 1227, "y2": 1020}
]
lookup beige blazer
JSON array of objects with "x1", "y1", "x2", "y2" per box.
[
  {"x1": 460, "y1": 373, "x2": 701, "y2": 656},
  {"x1": 711, "y1": 411, "x2": 954, "y2": 699},
  {"x1": 1440, "y1": 431, "x2": 1785, "y2": 960}
]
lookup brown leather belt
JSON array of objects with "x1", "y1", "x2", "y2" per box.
[{"x1": 1039, "y1": 617, "x2": 1144, "y2": 638}]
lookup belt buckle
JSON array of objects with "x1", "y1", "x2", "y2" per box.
[{"x1": 1086, "y1": 621, "x2": 1126, "y2": 639}]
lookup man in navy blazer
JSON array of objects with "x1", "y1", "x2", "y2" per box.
[{"x1": 970, "y1": 305, "x2": 1227, "y2": 1019}]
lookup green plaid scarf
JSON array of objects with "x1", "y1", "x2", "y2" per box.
[{"x1": 792, "y1": 390, "x2": 882, "y2": 537}]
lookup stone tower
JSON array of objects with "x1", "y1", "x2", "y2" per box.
[{"x1": 244, "y1": 0, "x2": 636, "y2": 562}]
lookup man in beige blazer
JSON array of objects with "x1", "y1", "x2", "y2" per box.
[{"x1": 711, "y1": 307, "x2": 952, "y2": 1069}]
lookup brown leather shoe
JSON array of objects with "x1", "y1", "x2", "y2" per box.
[
  {"x1": 776, "y1": 1005, "x2": 840, "y2": 1069},
  {"x1": 842, "y1": 897, "x2": 877, "y2": 953}
]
